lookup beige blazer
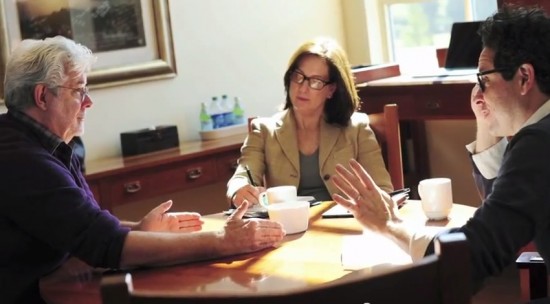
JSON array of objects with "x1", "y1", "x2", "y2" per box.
[{"x1": 226, "y1": 109, "x2": 393, "y2": 202}]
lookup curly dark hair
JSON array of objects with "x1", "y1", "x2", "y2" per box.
[
  {"x1": 282, "y1": 37, "x2": 359, "y2": 127},
  {"x1": 480, "y1": 5, "x2": 550, "y2": 95}
]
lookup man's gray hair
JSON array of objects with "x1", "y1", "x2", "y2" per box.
[{"x1": 4, "y1": 35, "x2": 96, "y2": 111}]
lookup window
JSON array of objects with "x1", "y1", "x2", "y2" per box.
[{"x1": 364, "y1": 0, "x2": 497, "y2": 74}]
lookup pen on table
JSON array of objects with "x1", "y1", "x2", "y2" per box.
[
  {"x1": 245, "y1": 165, "x2": 257, "y2": 186},
  {"x1": 393, "y1": 192, "x2": 409, "y2": 209},
  {"x1": 389, "y1": 188, "x2": 410, "y2": 197},
  {"x1": 309, "y1": 200, "x2": 322, "y2": 207}
]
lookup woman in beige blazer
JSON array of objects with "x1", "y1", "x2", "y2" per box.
[{"x1": 227, "y1": 37, "x2": 393, "y2": 207}]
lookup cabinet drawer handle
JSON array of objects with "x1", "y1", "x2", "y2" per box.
[
  {"x1": 230, "y1": 159, "x2": 239, "y2": 170},
  {"x1": 425, "y1": 100, "x2": 441, "y2": 110},
  {"x1": 187, "y1": 167, "x2": 203, "y2": 180},
  {"x1": 124, "y1": 181, "x2": 142, "y2": 193}
]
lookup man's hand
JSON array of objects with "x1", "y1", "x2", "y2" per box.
[
  {"x1": 471, "y1": 84, "x2": 490, "y2": 123},
  {"x1": 137, "y1": 200, "x2": 204, "y2": 233},
  {"x1": 222, "y1": 201, "x2": 285, "y2": 253},
  {"x1": 471, "y1": 84, "x2": 502, "y2": 152}
]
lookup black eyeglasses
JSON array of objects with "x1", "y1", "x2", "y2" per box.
[
  {"x1": 476, "y1": 68, "x2": 508, "y2": 92},
  {"x1": 290, "y1": 70, "x2": 331, "y2": 90},
  {"x1": 56, "y1": 85, "x2": 89, "y2": 102}
]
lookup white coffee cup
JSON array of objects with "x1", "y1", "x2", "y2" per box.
[
  {"x1": 259, "y1": 185, "x2": 297, "y2": 206},
  {"x1": 267, "y1": 201, "x2": 309, "y2": 234},
  {"x1": 418, "y1": 178, "x2": 453, "y2": 220}
]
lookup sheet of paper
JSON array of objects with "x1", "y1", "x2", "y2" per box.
[{"x1": 341, "y1": 231, "x2": 412, "y2": 271}]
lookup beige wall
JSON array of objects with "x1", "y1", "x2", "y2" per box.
[
  {"x1": 1, "y1": 0, "x2": 346, "y2": 161},
  {"x1": 341, "y1": 0, "x2": 371, "y2": 65},
  {"x1": 0, "y1": 0, "x2": 480, "y2": 208}
]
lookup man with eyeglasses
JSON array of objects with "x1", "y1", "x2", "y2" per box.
[
  {"x1": 0, "y1": 36, "x2": 284, "y2": 304},
  {"x1": 330, "y1": 5, "x2": 550, "y2": 297}
]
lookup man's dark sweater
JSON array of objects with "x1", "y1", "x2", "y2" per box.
[
  {"x1": 0, "y1": 112, "x2": 129, "y2": 303},
  {"x1": 426, "y1": 113, "x2": 550, "y2": 293}
]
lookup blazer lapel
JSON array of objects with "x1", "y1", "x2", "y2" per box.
[
  {"x1": 319, "y1": 119, "x2": 342, "y2": 169},
  {"x1": 274, "y1": 110, "x2": 300, "y2": 172}
]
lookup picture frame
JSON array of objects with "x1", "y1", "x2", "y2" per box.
[{"x1": 0, "y1": 0, "x2": 176, "y2": 102}]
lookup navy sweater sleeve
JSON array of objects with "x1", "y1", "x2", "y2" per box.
[
  {"x1": 2, "y1": 147, "x2": 129, "y2": 268},
  {"x1": 0, "y1": 114, "x2": 130, "y2": 303}
]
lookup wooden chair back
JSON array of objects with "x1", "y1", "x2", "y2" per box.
[
  {"x1": 368, "y1": 103, "x2": 405, "y2": 189},
  {"x1": 436, "y1": 48, "x2": 448, "y2": 67},
  {"x1": 247, "y1": 116, "x2": 256, "y2": 133},
  {"x1": 101, "y1": 233, "x2": 471, "y2": 304},
  {"x1": 516, "y1": 251, "x2": 548, "y2": 302}
]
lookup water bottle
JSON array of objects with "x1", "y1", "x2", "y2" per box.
[
  {"x1": 209, "y1": 96, "x2": 224, "y2": 129},
  {"x1": 233, "y1": 97, "x2": 245, "y2": 125},
  {"x1": 200, "y1": 101, "x2": 213, "y2": 131},
  {"x1": 221, "y1": 94, "x2": 234, "y2": 127}
]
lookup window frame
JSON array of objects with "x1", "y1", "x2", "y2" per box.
[{"x1": 360, "y1": 0, "x2": 475, "y2": 64}]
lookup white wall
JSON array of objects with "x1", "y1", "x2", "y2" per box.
[
  {"x1": 0, "y1": 0, "x2": 345, "y2": 161},
  {"x1": 85, "y1": 0, "x2": 347, "y2": 161},
  {"x1": 93, "y1": 0, "x2": 349, "y2": 161},
  {"x1": 0, "y1": 0, "x2": 481, "y2": 206}
]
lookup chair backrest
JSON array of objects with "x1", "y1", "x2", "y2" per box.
[
  {"x1": 101, "y1": 233, "x2": 471, "y2": 304},
  {"x1": 368, "y1": 103, "x2": 404, "y2": 189},
  {"x1": 247, "y1": 116, "x2": 256, "y2": 133},
  {"x1": 516, "y1": 251, "x2": 548, "y2": 302}
]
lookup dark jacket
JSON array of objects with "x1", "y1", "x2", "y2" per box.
[{"x1": 427, "y1": 113, "x2": 550, "y2": 293}]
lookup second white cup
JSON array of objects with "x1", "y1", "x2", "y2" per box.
[
  {"x1": 418, "y1": 178, "x2": 453, "y2": 220},
  {"x1": 267, "y1": 200, "x2": 309, "y2": 234},
  {"x1": 259, "y1": 185, "x2": 297, "y2": 206}
]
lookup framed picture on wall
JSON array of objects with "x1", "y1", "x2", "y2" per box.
[{"x1": 0, "y1": 0, "x2": 176, "y2": 102}]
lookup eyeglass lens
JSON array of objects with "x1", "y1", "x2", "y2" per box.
[
  {"x1": 291, "y1": 71, "x2": 328, "y2": 90},
  {"x1": 477, "y1": 74, "x2": 486, "y2": 92},
  {"x1": 476, "y1": 68, "x2": 510, "y2": 92},
  {"x1": 57, "y1": 86, "x2": 89, "y2": 102}
]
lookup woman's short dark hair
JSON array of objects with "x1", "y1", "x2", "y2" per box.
[{"x1": 283, "y1": 37, "x2": 359, "y2": 127}]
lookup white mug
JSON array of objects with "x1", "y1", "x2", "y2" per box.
[
  {"x1": 418, "y1": 178, "x2": 453, "y2": 220},
  {"x1": 259, "y1": 185, "x2": 297, "y2": 206},
  {"x1": 267, "y1": 200, "x2": 309, "y2": 234}
]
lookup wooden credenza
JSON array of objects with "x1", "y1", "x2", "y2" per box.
[{"x1": 85, "y1": 134, "x2": 246, "y2": 214}]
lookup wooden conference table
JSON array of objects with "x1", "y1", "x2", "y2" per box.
[{"x1": 40, "y1": 200, "x2": 477, "y2": 304}]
